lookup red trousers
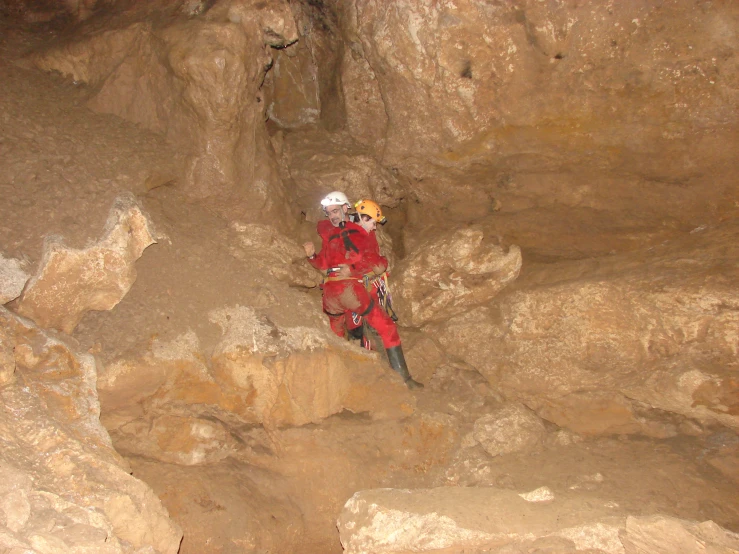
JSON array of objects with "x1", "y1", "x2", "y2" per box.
[{"x1": 323, "y1": 279, "x2": 401, "y2": 349}]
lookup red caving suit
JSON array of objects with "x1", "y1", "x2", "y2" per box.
[{"x1": 308, "y1": 220, "x2": 401, "y2": 349}]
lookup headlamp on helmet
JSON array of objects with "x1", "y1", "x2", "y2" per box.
[{"x1": 320, "y1": 191, "x2": 351, "y2": 213}]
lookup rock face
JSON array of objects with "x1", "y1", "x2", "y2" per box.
[
  {"x1": 30, "y1": 0, "x2": 299, "y2": 227},
  {"x1": 98, "y1": 305, "x2": 416, "y2": 464},
  {"x1": 430, "y1": 224, "x2": 739, "y2": 436},
  {"x1": 16, "y1": 194, "x2": 156, "y2": 334},
  {"x1": 277, "y1": 128, "x2": 405, "y2": 223},
  {"x1": 393, "y1": 225, "x2": 522, "y2": 327},
  {"x1": 334, "y1": 1, "x2": 738, "y2": 196},
  {"x1": 0, "y1": 306, "x2": 182, "y2": 554},
  {"x1": 338, "y1": 487, "x2": 739, "y2": 554}
]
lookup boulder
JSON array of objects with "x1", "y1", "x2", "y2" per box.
[
  {"x1": 0, "y1": 306, "x2": 182, "y2": 554},
  {"x1": 337, "y1": 487, "x2": 739, "y2": 554},
  {"x1": 393, "y1": 225, "x2": 521, "y2": 327},
  {"x1": 15, "y1": 194, "x2": 156, "y2": 334},
  {"x1": 209, "y1": 305, "x2": 415, "y2": 427},
  {"x1": 0, "y1": 253, "x2": 28, "y2": 304},
  {"x1": 471, "y1": 403, "x2": 547, "y2": 457}
]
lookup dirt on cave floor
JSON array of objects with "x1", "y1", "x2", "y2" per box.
[{"x1": 1, "y1": 19, "x2": 738, "y2": 554}]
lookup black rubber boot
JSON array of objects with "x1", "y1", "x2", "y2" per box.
[{"x1": 386, "y1": 345, "x2": 424, "y2": 390}]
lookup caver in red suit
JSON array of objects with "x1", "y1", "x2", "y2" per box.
[{"x1": 307, "y1": 219, "x2": 401, "y2": 349}]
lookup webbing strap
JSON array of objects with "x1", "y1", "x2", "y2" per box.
[{"x1": 358, "y1": 298, "x2": 375, "y2": 317}]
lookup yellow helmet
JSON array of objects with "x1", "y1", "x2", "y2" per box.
[{"x1": 354, "y1": 199, "x2": 386, "y2": 225}]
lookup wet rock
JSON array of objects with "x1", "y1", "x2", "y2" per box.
[
  {"x1": 0, "y1": 306, "x2": 181, "y2": 553},
  {"x1": 0, "y1": 253, "x2": 28, "y2": 304},
  {"x1": 393, "y1": 225, "x2": 521, "y2": 327},
  {"x1": 15, "y1": 194, "x2": 156, "y2": 334},
  {"x1": 338, "y1": 487, "x2": 739, "y2": 554},
  {"x1": 472, "y1": 403, "x2": 547, "y2": 457}
]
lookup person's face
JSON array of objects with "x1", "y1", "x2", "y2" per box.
[
  {"x1": 359, "y1": 213, "x2": 377, "y2": 232},
  {"x1": 326, "y1": 204, "x2": 347, "y2": 227}
]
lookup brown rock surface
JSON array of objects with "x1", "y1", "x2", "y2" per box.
[
  {"x1": 16, "y1": 194, "x2": 157, "y2": 334},
  {"x1": 30, "y1": 0, "x2": 300, "y2": 226}
]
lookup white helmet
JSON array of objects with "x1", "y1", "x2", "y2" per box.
[{"x1": 320, "y1": 191, "x2": 350, "y2": 211}]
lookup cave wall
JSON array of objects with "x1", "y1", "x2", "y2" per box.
[
  {"x1": 261, "y1": 0, "x2": 739, "y2": 248},
  {"x1": 28, "y1": 0, "x2": 300, "y2": 230}
]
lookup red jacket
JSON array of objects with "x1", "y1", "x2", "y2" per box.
[{"x1": 308, "y1": 220, "x2": 388, "y2": 278}]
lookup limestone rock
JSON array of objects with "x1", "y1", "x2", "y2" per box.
[
  {"x1": 472, "y1": 403, "x2": 547, "y2": 457},
  {"x1": 622, "y1": 516, "x2": 739, "y2": 554},
  {"x1": 431, "y1": 226, "x2": 739, "y2": 436},
  {"x1": 228, "y1": 221, "x2": 319, "y2": 288},
  {"x1": 265, "y1": 0, "x2": 346, "y2": 131},
  {"x1": 0, "y1": 253, "x2": 28, "y2": 304},
  {"x1": 99, "y1": 307, "x2": 416, "y2": 463},
  {"x1": 0, "y1": 306, "x2": 182, "y2": 553},
  {"x1": 335, "y1": 1, "x2": 738, "y2": 189},
  {"x1": 393, "y1": 225, "x2": 521, "y2": 327},
  {"x1": 338, "y1": 487, "x2": 739, "y2": 554},
  {"x1": 15, "y1": 194, "x2": 156, "y2": 334},
  {"x1": 209, "y1": 305, "x2": 415, "y2": 427}
]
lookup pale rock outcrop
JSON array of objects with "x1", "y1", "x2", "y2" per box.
[
  {"x1": 430, "y1": 225, "x2": 739, "y2": 436},
  {"x1": 0, "y1": 306, "x2": 181, "y2": 554},
  {"x1": 15, "y1": 194, "x2": 156, "y2": 334},
  {"x1": 338, "y1": 487, "x2": 739, "y2": 554},
  {"x1": 471, "y1": 403, "x2": 547, "y2": 457},
  {"x1": 99, "y1": 306, "x2": 415, "y2": 463},
  {"x1": 393, "y1": 225, "x2": 522, "y2": 327},
  {"x1": 209, "y1": 305, "x2": 415, "y2": 427},
  {"x1": 0, "y1": 253, "x2": 28, "y2": 304}
]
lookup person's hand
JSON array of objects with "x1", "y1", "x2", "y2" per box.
[
  {"x1": 337, "y1": 264, "x2": 352, "y2": 278},
  {"x1": 303, "y1": 242, "x2": 316, "y2": 257}
]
